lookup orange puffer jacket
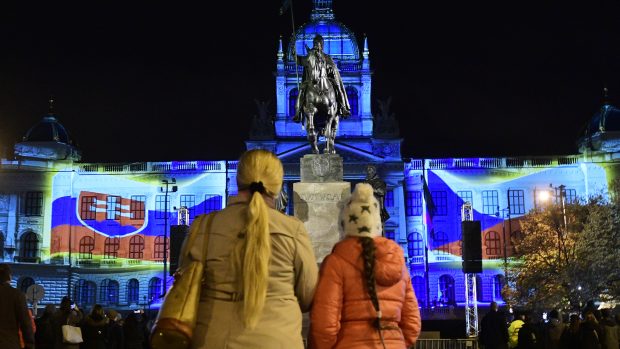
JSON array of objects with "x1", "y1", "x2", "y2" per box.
[{"x1": 309, "y1": 237, "x2": 421, "y2": 349}]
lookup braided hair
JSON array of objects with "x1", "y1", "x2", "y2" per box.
[{"x1": 359, "y1": 236, "x2": 381, "y2": 329}]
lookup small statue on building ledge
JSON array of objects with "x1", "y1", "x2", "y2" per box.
[{"x1": 363, "y1": 165, "x2": 390, "y2": 224}]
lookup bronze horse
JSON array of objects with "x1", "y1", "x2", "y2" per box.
[{"x1": 294, "y1": 36, "x2": 349, "y2": 154}]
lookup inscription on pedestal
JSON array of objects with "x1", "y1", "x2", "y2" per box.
[{"x1": 294, "y1": 182, "x2": 350, "y2": 262}]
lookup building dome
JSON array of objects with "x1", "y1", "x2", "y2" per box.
[
  {"x1": 585, "y1": 104, "x2": 620, "y2": 135},
  {"x1": 287, "y1": 0, "x2": 360, "y2": 62},
  {"x1": 23, "y1": 115, "x2": 74, "y2": 144},
  {"x1": 579, "y1": 102, "x2": 620, "y2": 153},
  {"x1": 14, "y1": 99, "x2": 81, "y2": 161}
]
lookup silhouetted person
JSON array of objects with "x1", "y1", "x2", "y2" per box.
[
  {"x1": 0, "y1": 264, "x2": 34, "y2": 349},
  {"x1": 600, "y1": 309, "x2": 618, "y2": 349},
  {"x1": 81, "y1": 304, "x2": 109, "y2": 349},
  {"x1": 52, "y1": 296, "x2": 82, "y2": 349},
  {"x1": 581, "y1": 311, "x2": 603, "y2": 349},
  {"x1": 517, "y1": 313, "x2": 540, "y2": 349},
  {"x1": 480, "y1": 302, "x2": 509, "y2": 349},
  {"x1": 35, "y1": 304, "x2": 57, "y2": 349},
  {"x1": 542, "y1": 309, "x2": 565, "y2": 349}
]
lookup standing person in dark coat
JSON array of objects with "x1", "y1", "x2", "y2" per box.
[
  {"x1": 581, "y1": 311, "x2": 603, "y2": 349},
  {"x1": 122, "y1": 313, "x2": 144, "y2": 349},
  {"x1": 105, "y1": 309, "x2": 123, "y2": 349},
  {"x1": 52, "y1": 296, "x2": 83, "y2": 349},
  {"x1": 542, "y1": 309, "x2": 565, "y2": 349},
  {"x1": 517, "y1": 313, "x2": 540, "y2": 349},
  {"x1": 560, "y1": 314, "x2": 582, "y2": 349},
  {"x1": 480, "y1": 302, "x2": 509, "y2": 349},
  {"x1": 35, "y1": 304, "x2": 57, "y2": 349},
  {"x1": 0, "y1": 264, "x2": 35, "y2": 349},
  {"x1": 80, "y1": 304, "x2": 109, "y2": 349},
  {"x1": 600, "y1": 309, "x2": 619, "y2": 349}
]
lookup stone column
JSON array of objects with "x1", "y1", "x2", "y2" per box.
[{"x1": 293, "y1": 154, "x2": 350, "y2": 262}]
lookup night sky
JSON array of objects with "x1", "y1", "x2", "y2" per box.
[{"x1": 1, "y1": 1, "x2": 619, "y2": 162}]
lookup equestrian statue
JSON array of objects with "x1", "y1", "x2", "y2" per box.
[{"x1": 293, "y1": 34, "x2": 351, "y2": 154}]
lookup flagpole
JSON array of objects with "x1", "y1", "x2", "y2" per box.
[
  {"x1": 422, "y1": 160, "x2": 431, "y2": 309},
  {"x1": 289, "y1": 0, "x2": 301, "y2": 99}
]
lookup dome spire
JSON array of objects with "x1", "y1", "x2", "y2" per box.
[
  {"x1": 48, "y1": 95, "x2": 55, "y2": 115},
  {"x1": 603, "y1": 86, "x2": 610, "y2": 105},
  {"x1": 277, "y1": 35, "x2": 284, "y2": 61},
  {"x1": 311, "y1": 0, "x2": 334, "y2": 21}
]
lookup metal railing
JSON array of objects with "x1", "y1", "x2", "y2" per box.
[{"x1": 414, "y1": 339, "x2": 478, "y2": 349}]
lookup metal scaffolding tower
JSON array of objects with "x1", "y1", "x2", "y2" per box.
[{"x1": 461, "y1": 202, "x2": 479, "y2": 338}]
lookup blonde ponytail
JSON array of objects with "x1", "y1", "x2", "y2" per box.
[{"x1": 233, "y1": 149, "x2": 283, "y2": 328}]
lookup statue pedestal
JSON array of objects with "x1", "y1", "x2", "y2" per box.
[{"x1": 294, "y1": 154, "x2": 350, "y2": 262}]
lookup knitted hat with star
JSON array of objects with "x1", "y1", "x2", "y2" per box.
[{"x1": 340, "y1": 183, "x2": 382, "y2": 238}]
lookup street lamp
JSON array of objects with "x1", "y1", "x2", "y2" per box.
[
  {"x1": 536, "y1": 184, "x2": 566, "y2": 267},
  {"x1": 160, "y1": 178, "x2": 177, "y2": 297}
]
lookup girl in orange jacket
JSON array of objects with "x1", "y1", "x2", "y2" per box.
[{"x1": 310, "y1": 183, "x2": 421, "y2": 349}]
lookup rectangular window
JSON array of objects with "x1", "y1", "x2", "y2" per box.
[
  {"x1": 482, "y1": 190, "x2": 499, "y2": 215},
  {"x1": 106, "y1": 196, "x2": 121, "y2": 220},
  {"x1": 81, "y1": 196, "x2": 97, "y2": 220},
  {"x1": 385, "y1": 190, "x2": 394, "y2": 208},
  {"x1": 457, "y1": 191, "x2": 473, "y2": 212},
  {"x1": 130, "y1": 195, "x2": 146, "y2": 220},
  {"x1": 204, "y1": 195, "x2": 222, "y2": 214},
  {"x1": 180, "y1": 195, "x2": 196, "y2": 219},
  {"x1": 25, "y1": 192, "x2": 43, "y2": 216},
  {"x1": 556, "y1": 188, "x2": 577, "y2": 204},
  {"x1": 431, "y1": 191, "x2": 448, "y2": 216},
  {"x1": 385, "y1": 230, "x2": 395, "y2": 241},
  {"x1": 406, "y1": 191, "x2": 422, "y2": 216},
  {"x1": 508, "y1": 190, "x2": 525, "y2": 215},
  {"x1": 155, "y1": 195, "x2": 170, "y2": 219}
]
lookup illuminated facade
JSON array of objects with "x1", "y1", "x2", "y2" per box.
[{"x1": 2, "y1": 0, "x2": 620, "y2": 312}]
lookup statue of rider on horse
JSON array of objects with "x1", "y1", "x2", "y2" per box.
[{"x1": 293, "y1": 34, "x2": 351, "y2": 154}]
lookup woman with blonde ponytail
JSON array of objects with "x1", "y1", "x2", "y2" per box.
[
  {"x1": 310, "y1": 183, "x2": 421, "y2": 349},
  {"x1": 191, "y1": 149, "x2": 318, "y2": 349}
]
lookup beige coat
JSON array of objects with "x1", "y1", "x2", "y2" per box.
[{"x1": 190, "y1": 197, "x2": 318, "y2": 349}]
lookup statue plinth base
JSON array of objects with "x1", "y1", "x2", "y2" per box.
[
  {"x1": 294, "y1": 154, "x2": 350, "y2": 262},
  {"x1": 300, "y1": 154, "x2": 343, "y2": 183}
]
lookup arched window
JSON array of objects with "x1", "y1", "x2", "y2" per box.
[
  {"x1": 345, "y1": 86, "x2": 358, "y2": 117},
  {"x1": 74, "y1": 280, "x2": 96, "y2": 306},
  {"x1": 100, "y1": 279, "x2": 119, "y2": 305},
  {"x1": 476, "y1": 275, "x2": 483, "y2": 302},
  {"x1": 485, "y1": 231, "x2": 501, "y2": 257},
  {"x1": 407, "y1": 233, "x2": 424, "y2": 257},
  {"x1": 438, "y1": 274, "x2": 455, "y2": 305},
  {"x1": 104, "y1": 237, "x2": 120, "y2": 259},
  {"x1": 19, "y1": 277, "x2": 35, "y2": 294},
  {"x1": 154, "y1": 236, "x2": 167, "y2": 261},
  {"x1": 412, "y1": 276, "x2": 426, "y2": 308},
  {"x1": 493, "y1": 274, "x2": 505, "y2": 301},
  {"x1": 288, "y1": 88, "x2": 299, "y2": 118},
  {"x1": 79, "y1": 236, "x2": 95, "y2": 259},
  {"x1": 127, "y1": 279, "x2": 139, "y2": 304},
  {"x1": 20, "y1": 232, "x2": 39, "y2": 259},
  {"x1": 129, "y1": 235, "x2": 144, "y2": 259},
  {"x1": 434, "y1": 232, "x2": 449, "y2": 255},
  {"x1": 148, "y1": 277, "x2": 162, "y2": 303}
]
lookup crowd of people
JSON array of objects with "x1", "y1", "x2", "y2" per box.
[
  {"x1": 0, "y1": 149, "x2": 423, "y2": 349},
  {"x1": 480, "y1": 301, "x2": 620, "y2": 349},
  {"x1": 1, "y1": 262, "x2": 155, "y2": 349}
]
